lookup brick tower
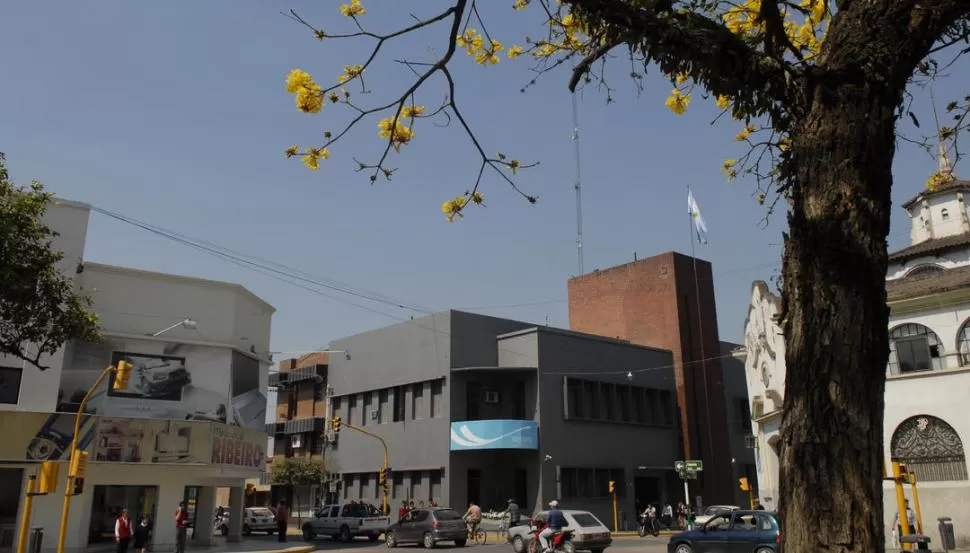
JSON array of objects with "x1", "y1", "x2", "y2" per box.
[{"x1": 567, "y1": 251, "x2": 734, "y2": 504}]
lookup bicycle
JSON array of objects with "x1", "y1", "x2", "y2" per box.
[
  {"x1": 465, "y1": 521, "x2": 487, "y2": 545},
  {"x1": 497, "y1": 516, "x2": 509, "y2": 541}
]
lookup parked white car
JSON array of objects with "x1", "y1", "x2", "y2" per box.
[
  {"x1": 507, "y1": 510, "x2": 612, "y2": 553},
  {"x1": 301, "y1": 502, "x2": 390, "y2": 542},
  {"x1": 692, "y1": 505, "x2": 740, "y2": 526}
]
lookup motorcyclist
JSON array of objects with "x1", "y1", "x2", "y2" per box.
[
  {"x1": 642, "y1": 504, "x2": 658, "y2": 534},
  {"x1": 539, "y1": 500, "x2": 566, "y2": 553}
]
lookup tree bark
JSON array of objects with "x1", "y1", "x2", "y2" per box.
[{"x1": 779, "y1": 81, "x2": 897, "y2": 553}]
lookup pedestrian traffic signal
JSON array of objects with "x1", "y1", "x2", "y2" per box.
[
  {"x1": 332, "y1": 416, "x2": 342, "y2": 433},
  {"x1": 38, "y1": 461, "x2": 59, "y2": 494},
  {"x1": 738, "y1": 477, "x2": 750, "y2": 492},
  {"x1": 113, "y1": 360, "x2": 134, "y2": 390},
  {"x1": 72, "y1": 477, "x2": 85, "y2": 496},
  {"x1": 379, "y1": 467, "x2": 387, "y2": 485},
  {"x1": 608, "y1": 480, "x2": 615, "y2": 494}
]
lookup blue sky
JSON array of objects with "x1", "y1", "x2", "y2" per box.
[{"x1": 2, "y1": 1, "x2": 966, "y2": 354}]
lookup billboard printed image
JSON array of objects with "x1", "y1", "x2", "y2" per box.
[
  {"x1": 59, "y1": 337, "x2": 266, "y2": 430},
  {"x1": 94, "y1": 418, "x2": 209, "y2": 464}
]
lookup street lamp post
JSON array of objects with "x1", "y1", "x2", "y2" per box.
[{"x1": 151, "y1": 318, "x2": 197, "y2": 337}]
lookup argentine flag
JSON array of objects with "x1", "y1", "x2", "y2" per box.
[{"x1": 687, "y1": 188, "x2": 708, "y2": 245}]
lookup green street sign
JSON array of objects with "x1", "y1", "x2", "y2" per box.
[
  {"x1": 685, "y1": 460, "x2": 704, "y2": 471},
  {"x1": 674, "y1": 461, "x2": 686, "y2": 472}
]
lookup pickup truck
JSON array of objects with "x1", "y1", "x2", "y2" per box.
[{"x1": 301, "y1": 502, "x2": 390, "y2": 542}]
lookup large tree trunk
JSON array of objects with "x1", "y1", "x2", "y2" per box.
[{"x1": 779, "y1": 83, "x2": 897, "y2": 553}]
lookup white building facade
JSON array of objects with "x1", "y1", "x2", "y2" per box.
[
  {"x1": 740, "y1": 174, "x2": 970, "y2": 548},
  {"x1": 0, "y1": 200, "x2": 275, "y2": 553}
]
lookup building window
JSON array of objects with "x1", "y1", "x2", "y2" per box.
[
  {"x1": 392, "y1": 470, "x2": 404, "y2": 499},
  {"x1": 957, "y1": 319, "x2": 970, "y2": 366},
  {"x1": 412, "y1": 383, "x2": 424, "y2": 420},
  {"x1": 361, "y1": 394, "x2": 371, "y2": 426},
  {"x1": 586, "y1": 381, "x2": 601, "y2": 419},
  {"x1": 659, "y1": 390, "x2": 674, "y2": 425},
  {"x1": 393, "y1": 386, "x2": 406, "y2": 422},
  {"x1": 0, "y1": 367, "x2": 22, "y2": 404},
  {"x1": 378, "y1": 389, "x2": 388, "y2": 423},
  {"x1": 560, "y1": 467, "x2": 624, "y2": 498},
  {"x1": 941, "y1": 208, "x2": 950, "y2": 220},
  {"x1": 602, "y1": 384, "x2": 615, "y2": 421},
  {"x1": 566, "y1": 378, "x2": 583, "y2": 418},
  {"x1": 888, "y1": 323, "x2": 945, "y2": 375},
  {"x1": 430, "y1": 470, "x2": 442, "y2": 503},
  {"x1": 891, "y1": 415, "x2": 968, "y2": 482},
  {"x1": 906, "y1": 264, "x2": 944, "y2": 278},
  {"x1": 738, "y1": 398, "x2": 752, "y2": 432},
  {"x1": 431, "y1": 380, "x2": 443, "y2": 418},
  {"x1": 617, "y1": 385, "x2": 631, "y2": 422},
  {"x1": 633, "y1": 388, "x2": 645, "y2": 423},
  {"x1": 348, "y1": 395, "x2": 358, "y2": 425}
]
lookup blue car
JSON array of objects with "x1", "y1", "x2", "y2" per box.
[{"x1": 667, "y1": 510, "x2": 781, "y2": 553}]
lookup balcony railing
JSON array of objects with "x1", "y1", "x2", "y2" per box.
[
  {"x1": 265, "y1": 416, "x2": 327, "y2": 436},
  {"x1": 269, "y1": 365, "x2": 327, "y2": 388}
]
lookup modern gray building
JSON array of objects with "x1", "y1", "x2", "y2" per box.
[{"x1": 324, "y1": 310, "x2": 682, "y2": 528}]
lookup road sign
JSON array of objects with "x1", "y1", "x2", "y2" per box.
[
  {"x1": 674, "y1": 460, "x2": 686, "y2": 471},
  {"x1": 685, "y1": 460, "x2": 704, "y2": 471}
]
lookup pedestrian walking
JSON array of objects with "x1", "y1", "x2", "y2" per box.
[
  {"x1": 276, "y1": 500, "x2": 289, "y2": 543},
  {"x1": 133, "y1": 515, "x2": 151, "y2": 553},
  {"x1": 174, "y1": 502, "x2": 189, "y2": 553},
  {"x1": 115, "y1": 508, "x2": 133, "y2": 553}
]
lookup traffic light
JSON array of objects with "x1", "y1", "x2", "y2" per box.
[
  {"x1": 898, "y1": 463, "x2": 908, "y2": 480},
  {"x1": 73, "y1": 477, "x2": 85, "y2": 496},
  {"x1": 38, "y1": 461, "x2": 60, "y2": 494},
  {"x1": 113, "y1": 360, "x2": 134, "y2": 390},
  {"x1": 738, "y1": 477, "x2": 750, "y2": 492},
  {"x1": 379, "y1": 467, "x2": 387, "y2": 485},
  {"x1": 608, "y1": 480, "x2": 615, "y2": 494},
  {"x1": 69, "y1": 450, "x2": 89, "y2": 479},
  {"x1": 332, "y1": 416, "x2": 342, "y2": 433}
]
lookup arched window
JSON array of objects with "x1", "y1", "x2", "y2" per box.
[
  {"x1": 891, "y1": 415, "x2": 968, "y2": 482},
  {"x1": 888, "y1": 323, "x2": 945, "y2": 375},
  {"x1": 905, "y1": 264, "x2": 944, "y2": 278},
  {"x1": 957, "y1": 319, "x2": 970, "y2": 366}
]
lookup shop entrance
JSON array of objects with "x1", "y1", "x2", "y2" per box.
[
  {"x1": 0, "y1": 469, "x2": 23, "y2": 551},
  {"x1": 88, "y1": 486, "x2": 158, "y2": 545}
]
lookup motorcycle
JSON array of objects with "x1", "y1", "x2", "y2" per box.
[
  {"x1": 527, "y1": 523, "x2": 575, "y2": 553},
  {"x1": 637, "y1": 514, "x2": 660, "y2": 537}
]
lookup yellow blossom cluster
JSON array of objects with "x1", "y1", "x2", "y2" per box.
[
  {"x1": 284, "y1": 145, "x2": 330, "y2": 171},
  {"x1": 735, "y1": 124, "x2": 755, "y2": 142},
  {"x1": 664, "y1": 89, "x2": 692, "y2": 116},
  {"x1": 377, "y1": 117, "x2": 415, "y2": 151},
  {"x1": 441, "y1": 192, "x2": 485, "y2": 223},
  {"x1": 337, "y1": 64, "x2": 365, "y2": 84},
  {"x1": 721, "y1": 159, "x2": 738, "y2": 181},
  {"x1": 456, "y1": 29, "x2": 508, "y2": 65},
  {"x1": 400, "y1": 104, "x2": 425, "y2": 118},
  {"x1": 339, "y1": 0, "x2": 366, "y2": 17},
  {"x1": 285, "y1": 69, "x2": 324, "y2": 114},
  {"x1": 927, "y1": 171, "x2": 956, "y2": 192},
  {"x1": 513, "y1": 0, "x2": 529, "y2": 10}
]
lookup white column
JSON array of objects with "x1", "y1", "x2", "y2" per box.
[
  {"x1": 194, "y1": 487, "x2": 216, "y2": 546},
  {"x1": 227, "y1": 487, "x2": 244, "y2": 543},
  {"x1": 152, "y1": 481, "x2": 186, "y2": 552}
]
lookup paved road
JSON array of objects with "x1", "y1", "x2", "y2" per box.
[{"x1": 221, "y1": 534, "x2": 670, "y2": 553}]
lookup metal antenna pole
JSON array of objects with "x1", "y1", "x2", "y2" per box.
[{"x1": 572, "y1": 92, "x2": 585, "y2": 276}]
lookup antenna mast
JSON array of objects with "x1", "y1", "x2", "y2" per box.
[{"x1": 571, "y1": 92, "x2": 585, "y2": 276}]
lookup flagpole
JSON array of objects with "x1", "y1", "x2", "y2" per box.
[{"x1": 687, "y1": 185, "x2": 716, "y2": 494}]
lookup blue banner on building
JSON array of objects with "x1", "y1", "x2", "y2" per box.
[{"x1": 450, "y1": 419, "x2": 538, "y2": 451}]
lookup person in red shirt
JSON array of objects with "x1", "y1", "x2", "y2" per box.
[
  {"x1": 275, "y1": 500, "x2": 289, "y2": 543},
  {"x1": 174, "y1": 502, "x2": 189, "y2": 553},
  {"x1": 398, "y1": 501, "x2": 410, "y2": 521},
  {"x1": 115, "y1": 508, "x2": 133, "y2": 553}
]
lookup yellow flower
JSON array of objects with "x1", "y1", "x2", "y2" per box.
[
  {"x1": 513, "y1": 0, "x2": 529, "y2": 10},
  {"x1": 664, "y1": 89, "x2": 691, "y2": 115},
  {"x1": 508, "y1": 45, "x2": 524, "y2": 59},
  {"x1": 285, "y1": 145, "x2": 299, "y2": 158},
  {"x1": 475, "y1": 51, "x2": 500, "y2": 65},
  {"x1": 338, "y1": 64, "x2": 365, "y2": 84},
  {"x1": 339, "y1": 0, "x2": 366, "y2": 17},
  {"x1": 285, "y1": 69, "x2": 314, "y2": 94},
  {"x1": 441, "y1": 196, "x2": 468, "y2": 222},
  {"x1": 715, "y1": 95, "x2": 731, "y2": 110},
  {"x1": 509, "y1": 159, "x2": 521, "y2": 175},
  {"x1": 675, "y1": 73, "x2": 689, "y2": 85},
  {"x1": 400, "y1": 105, "x2": 425, "y2": 118},
  {"x1": 722, "y1": 159, "x2": 737, "y2": 170},
  {"x1": 328, "y1": 92, "x2": 340, "y2": 103},
  {"x1": 778, "y1": 136, "x2": 791, "y2": 151},
  {"x1": 721, "y1": 159, "x2": 738, "y2": 181},
  {"x1": 302, "y1": 148, "x2": 330, "y2": 171},
  {"x1": 490, "y1": 40, "x2": 505, "y2": 53},
  {"x1": 471, "y1": 192, "x2": 485, "y2": 204},
  {"x1": 377, "y1": 118, "x2": 415, "y2": 148},
  {"x1": 534, "y1": 42, "x2": 558, "y2": 58},
  {"x1": 295, "y1": 87, "x2": 323, "y2": 113},
  {"x1": 927, "y1": 171, "x2": 955, "y2": 192},
  {"x1": 735, "y1": 124, "x2": 755, "y2": 142}
]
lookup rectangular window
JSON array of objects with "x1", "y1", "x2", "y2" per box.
[
  {"x1": 644, "y1": 389, "x2": 658, "y2": 424},
  {"x1": 586, "y1": 381, "x2": 600, "y2": 419},
  {"x1": 513, "y1": 381, "x2": 526, "y2": 419},
  {"x1": 578, "y1": 468, "x2": 595, "y2": 497},
  {"x1": 343, "y1": 474, "x2": 354, "y2": 499},
  {"x1": 410, "y1": 471, "x2": 424, "y2": 500},
  {"x1": 0, "y1": 367, "x2": 23, "y2": 404},
  {"x1": 602, "y1": 383, "x2": 615, "y2": 421},
  {"x1": 362, "y1": 394, "x2": 371, "y2": 426},
  {"x1": 393, "y1": 470, "x2": 405, "y2": 499},
  {"x1": 659, "y1": 390, "x2": 673, "y2": 425},
  {"x1": 331, "y1": 396, "x2": 342, "y2": 420},
  {"x1": 633, "y1": 388, "x2": 645, "y2": 424},
  {"x1": 393, "y1": 386, "x2": 406, "y2": 422},
  {"x1": 738, "y1": 398, "x2": 752, "y2": 432},
  {"x1": 430, "y1": 470, "x2": 442, "y2": 503},
  {"x1": 896, "y1": 337, "x2": 934, "y2": 373},
  {"x1": 617, "y1": 385, "x2": 631, "y2": 422},
  {"x1": 378, "y1": 389, "x2": 388, "y2": 423},
  {"x1": 349, "y1": 395, "x2": 358, "y2": 425},
  {"x1": 561, "y1": 468, "x2": 579, "y2": 497},
  {"x1": 412, "y1": 383, "x2": 424, "y2": 420},
  {"x1": 566, "y1": 378, "x2": 583, "y2": 419},
  {"x1": 431, "y1": 380, "x2": 443, "y2": 418}
]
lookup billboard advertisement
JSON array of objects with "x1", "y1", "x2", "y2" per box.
[
  {"x1": 59, "y1": 337, "x2": 267, "y2": 431},
  {"x1": 93, "y1": 418, "x2": 210, "y2": 464},
  {"x1": 449, "y1": 419, "x2": 539, "y2": 451}
]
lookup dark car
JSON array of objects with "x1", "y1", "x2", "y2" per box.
[
  {"x1": 666, "y1": 510, "x2": 780, "y2": 553},
  {"x1": 385, "y1": 508, "x2": 468, "y2": 548}
]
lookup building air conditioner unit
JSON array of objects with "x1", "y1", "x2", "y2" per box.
[
  {"x1": 483, "y1": 391, "x2": 500, "y2": 404},
  {"x1": 291, "y1": 434, "x2": 303, "y2": 449},
  {"x1": 370, "y1": 409, "x2": 380, "y2": 421}
]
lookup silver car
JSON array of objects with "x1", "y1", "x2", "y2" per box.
[
  {"x1": 216, "y1": 507, "x2": 277, "y2": 536},
  {"x1": 385, "y1": 508, "x2": 468, "y2": 548}
]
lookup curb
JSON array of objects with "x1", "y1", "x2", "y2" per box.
[
  {"x1": 613, "y1": 531, "x2": 677, "y2": 537},
  {"x1": 271, "y1": 546, "x2": 316, "y2": 553}
]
